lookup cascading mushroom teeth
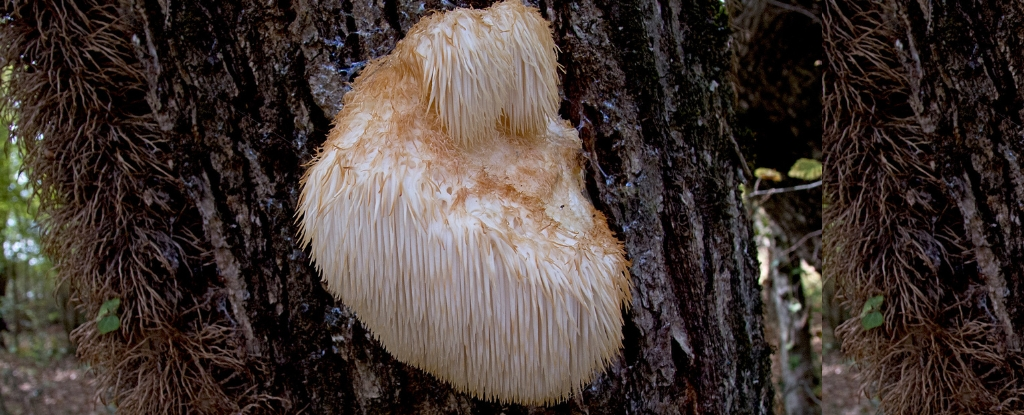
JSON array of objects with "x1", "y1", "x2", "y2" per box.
[{"x1": 298, "y1": 0, "x2": 632, "y2": 406}]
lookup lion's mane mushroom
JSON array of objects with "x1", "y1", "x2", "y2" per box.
[{"x1": 298, "y1": 0, "x2": 632, "y2": 405}]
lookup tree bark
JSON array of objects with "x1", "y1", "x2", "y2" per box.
[
  {"x1": 1, "y1": 0, "x2": 772, "y2": 413},
  {"x1": 825, "y1": 0, "x2": 1024, "y2": 413}
]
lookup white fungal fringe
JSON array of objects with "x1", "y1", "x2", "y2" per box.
[
  {"x1": 298, "y1": 0, "x2": 631, "y2": 406},
  {"x1": 403, "y1": 0, "x2": 560, "y2": 147}
]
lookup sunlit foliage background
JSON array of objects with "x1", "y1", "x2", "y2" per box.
[{"x1": 0, "y1": 67, "x2": 76, "y2": 363}]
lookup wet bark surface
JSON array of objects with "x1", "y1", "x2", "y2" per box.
[{"x1": 7, "y1": 0, "x2": 771, "y2": 413}]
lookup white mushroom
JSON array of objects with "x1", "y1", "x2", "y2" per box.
[{"x1": 298, "y1": 0, "x2": 632, "y2": 405}]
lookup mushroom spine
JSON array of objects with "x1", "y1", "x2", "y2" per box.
[{"x1": 298, "y1": 0, "x2": 632, "y2": 405}]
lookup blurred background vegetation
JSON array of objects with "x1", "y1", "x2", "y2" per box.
[
  {"x1": 0, "y1": 67, "x2": 76, "y2": 361},
  {"x1": 0, "y1": 68, "x2": 106, "y2": 415}
]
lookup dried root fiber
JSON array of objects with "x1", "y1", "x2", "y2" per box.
[
  {"x1": 824, "y1": 0, "x2": 1024, "y2": 413},
  {"x1": 0, "y1": 1, "x2": 264, "y2": 413}
]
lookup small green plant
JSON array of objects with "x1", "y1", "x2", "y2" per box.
[
  {"x1": 96, "y1": 298, "x2": 121, "y2": 334},
  {"x1": 745, "y1": 158, "x2": 822, "y2": 201},
  {"x1": 860, "y1": 295, "x2": 884, "y2": 330},
  {"x1": 754, "y1": 167, "x2": 783, "y2": 182},
  {"x1": 788, "y1": 158, "x2": 822, "y2": 181}
]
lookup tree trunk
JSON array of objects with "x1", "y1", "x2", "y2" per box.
[
  {"x1": 1, "y1": 0, "x2": 772, "y2": 413},
  {"x1": 825, "y1": 0, "x2": 1024, "y2": 413},
  {"x1": 760, "y1": 217, "x2": 818, "y2": 415}
]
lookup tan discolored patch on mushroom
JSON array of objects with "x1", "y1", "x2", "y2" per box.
[{"x1": 298, "y1": 0, "x2": 631, "y2": 405}]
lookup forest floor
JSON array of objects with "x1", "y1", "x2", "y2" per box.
[
  {"x1": 4, "y1": 306, "x2": 837, "y2": 415},
  {"x1": 0, "y1": 326, "x2": 109, "y2": 415},
  {"x1": 823, "y1": 350, "x2": 878, "y2": 415}
]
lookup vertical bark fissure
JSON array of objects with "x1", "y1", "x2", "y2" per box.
[
  {"x1": 384, "y1": 0, "x2": 407, "y2": 39},
  {"x1": 196, "y1": 169, "x2": 258, "y2": 352},
  {"x1": 951, "y1": 171, "x2": 1018, "y2": 350},
  {"x1": 917, "y1": 0, "x2": 1024, "y2": 353}
]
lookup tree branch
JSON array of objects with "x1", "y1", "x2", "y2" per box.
[{"x1": 749, "y1": 180, "x2": 821, "y2": 197}]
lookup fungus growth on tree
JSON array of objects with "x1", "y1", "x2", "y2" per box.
[{"x1": 298, "y1": 0, "x2": 632, "y2": 405}]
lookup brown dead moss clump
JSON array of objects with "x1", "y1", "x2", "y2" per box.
[
  {"x1": 0, "y1": 1, "x2": 265, "y2": 413},
  {"x1": 824, "y1": 0, "x2": 1024, "y2": 413}
]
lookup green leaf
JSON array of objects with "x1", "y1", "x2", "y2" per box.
[
  {"x1": 861, "y1": 311, "x2": 884, "y2": 330},
  {"x1": 102, "y1": 298, "x2": 121, "y2": 314},
  {"x1": 97, "y1": 298, "x2": 121, "y2": 318},
  {"x1": 788, "y1": 158, "x2": 822, "y2": 181},
  {"x1": 861, "y1": 295, "x2": 884, "y2": 314},
  {"x1": 859, "y1": 295, "x2": 885, "y2": 330},
  {"x1": 754, "y1": 167, "x2": 783, "y2": 182},
  {"x1": 97, "y1": 315, "x2": 121, "y2": 334}
]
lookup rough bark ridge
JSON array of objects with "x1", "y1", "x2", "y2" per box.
[
  {"x1": 549, "y1": 0, "x2": 771, "y2": 413},
  {"x1": 825, "y1": 0, "x2": 1024, "y2": 413},
  {"x1": 2, "y1": 0, "x2": 771, "y2": 413}
]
